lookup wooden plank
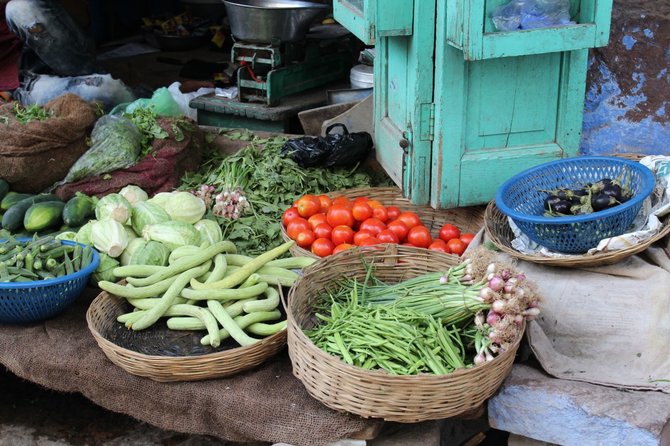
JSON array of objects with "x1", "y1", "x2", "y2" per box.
[
  {"x1": 555, "y1": 49, "x2": 589, "y2": 157},
  {"x1": 458, "y1": 143, "x2": 564, "y2": 205},
  {"x1": 377, "y1": 0, "x2": 414, "y2": 37},
  {"x1": 463, "y1": 1, "x2": 485, "y2": 60},
  {"x1": 480, "y1": 24, "x2": 596, "y2": 59},
  {"x1": 593, "y1": 0, "x2": 614, "y2": 47},
  {"x1": 333, "y1": 0, "x2": 375, "y2": 45}
]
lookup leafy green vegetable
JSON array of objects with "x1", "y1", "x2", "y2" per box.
[
  {"x1": 13, "y1": 103, "x2": 53, "y2": 124},
  {"x1": 123, "y1": 107, "x2": 168, "y2": 158},
  {"x1": 179, "y1": 130, "x2": 393, "y2": 255}
]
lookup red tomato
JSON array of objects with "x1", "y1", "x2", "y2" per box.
[
  {"x1": 331, "y1": 225, "x2": 355, "y2": 245},
  {"x1": 386, "y1": 220, "x2": 409, "y2": 242},
  {"x1": 282, "y1": 207, "x2": 301, "y2": 227},
  {"x1": 353, "y1": 231, "x2": 376, "y2": 246},
  {"x1": 353, "y1": 196, "x2": 369, "y2": 204},
  {"x1": 406, "y1": 225, "x2": 432, "y2": 248},
  {"x1": 367, "y1": 199, "x2": 383, "y2": 209},
  {"x1": 331, "y1": 196, "x2": 352, "y2": 207},
  {"x1": 447, "y1": 238, "x2": 467, "y2": 256},
  {"x1": 326, "y1": 204, "x2": 355, "y2": 228},
  {"x1": 307, "y1": 213, "x2": 328, "y2": 230},
  {"x1": 313, "y1": 223, "x2": 333, "y2": 240},
  {"x1": 296, "y1": 194, "x2": 321, "y2": 218},
  {"x1": 358, "y1": 237, "x2": 381, "y2": 246},
  {"x1": 396, "y1": 211, "x2": 422, "y2": 230},
  {"x1": 371, "y1": 206, "x2": 388, "y2": 223},
  {"x1": 351, "y1": 201, "x2": 373, "y2": 222},
  {"x1": 295, "y1": 229, "x2": 316, "y2": 249},
  {"x1": 386, "y1": 205, "x2": 401, "y2": 221},
  {"x1": 460, "y1": 233, "x2": 475, "y2": 246},
  {"x1": 428, "y1": 239, "x2": 450, "y2": 253},
  {"x1": 377, "y1": 229, "x2": 399, "y2": 244},
  {"x1": 439, "y1": 224, "x2": 461, "y2": 243},
  {"x1": 332, "y1": 243, "x2": 355, "y2": 255},
  {"x1": 317, "y1": 195, "x2": 332, "y2": 213},
  {"x1": 286, "y1": 218, "x2": 310, "y2": 240},
  {"x1": 311, "y1": 238, "x2": 335, "y2": 257},
  {"x1": 359, "y1": 218, "x2": 386, "y2": 237}
]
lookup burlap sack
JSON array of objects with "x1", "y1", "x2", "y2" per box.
[
  {"x1": 54, "y1": 117, "x2": 204, "y2": 201},
  {"x1": 0, "y1": 94, "x2": 97, "y2": 193},
  {"x1": 473, "y1": 230, "x2": 670, "y2": 392}
]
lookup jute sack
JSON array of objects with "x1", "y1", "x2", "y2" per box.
[
  {"x1": 472, "y1": 229, "x2": 670, "y2": 392},
  {"x1": 0, "y1": 94, "x2": 97, "y2": 193}
]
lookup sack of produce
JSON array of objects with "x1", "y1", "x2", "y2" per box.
[
  {"x1": 53, "y1": 117, "x2": 204, "y2": 201},
  {"x1": 281, "y1": 123, "x2": 373, "y2": 169},
  {"x1": 0, "y1": 94, "x2": 97, "y2": 193}
]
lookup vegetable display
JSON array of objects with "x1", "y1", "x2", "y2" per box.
[
  {"x1": 0, "y1": 232, "x2": 95, "y2": 282},
  {"x1": 99, "y1": 240, "x2": 316, "y2": 348},
  {"x1": 306, "y1": 248, "x2": 540, "y2": 375},
  {"x1": 283, "y1": 194, "x2": 475, "y2": 257},
  {"x1": 179, "y1": 130, "x2": 392, "y2": 255},
  {"x1": 543, "y1": 177, "x2": 632, "y2": 217}
]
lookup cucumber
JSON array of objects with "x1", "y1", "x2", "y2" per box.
[
  {"x1": 62, "y1": 194, "x2": 95, "y2": 227},
  {"x1": 2, "y1": 194, "x2": 62, "y2": 232},
  {"x1": 0, "y1": 192, "x2": 33, "y2": 212},
  {"x1": 23, "y1": 201, "x2": 65, "y2": 232},
  {"x1": 0, "y1": 179, "x2": 9, "y2": 203}
]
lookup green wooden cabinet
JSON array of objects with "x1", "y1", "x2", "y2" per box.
[{"x1": 336, "y1": 0, "x2": 613, "y2": 208}]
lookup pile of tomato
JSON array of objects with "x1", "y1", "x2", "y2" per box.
[{"x1": 282, "y1": 194, "x2": 475, "y2": 258}]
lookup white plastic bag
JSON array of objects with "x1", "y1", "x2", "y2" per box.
[
  {"x1": 492, "y1": 0, "x2": 574, "y2": 31},
  {"x1": 167, "y1": 81, "x2": 216, "y2": 120}
]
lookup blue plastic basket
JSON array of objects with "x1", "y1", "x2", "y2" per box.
[
  {"x1": 495, "y1": 156, "x2": 656, "y2": 254},
  {"x1": 0, "y1": 240, "x2": 100, "y2": 324}
]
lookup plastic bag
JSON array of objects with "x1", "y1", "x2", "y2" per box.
[
  {"x1": 281, "y1": 124, "x2": 373, "y2": 168},
  {"x1": 110, "y1": 87, "x2": 183, "y2": 117},
  {"x1": 492, "y1": 0, "x2": 574, "y2": 31},
  {"x1": 167, "y1": 82, "x2": 215, "y2": 120},
  {"x1": 61, "y1": 114, "x2": 143, "y2": 184}
]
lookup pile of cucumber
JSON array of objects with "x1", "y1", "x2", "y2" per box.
[
  {"x1": 0, "y1": 179, "x2": 95, "y2": 235},
  {"x1": 0, "y1": 234, "x2": 96, "y2": 282}
]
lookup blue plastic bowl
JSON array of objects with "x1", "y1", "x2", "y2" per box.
[
  {"x1": 0, "y1": 239, "x2": 100, "y2": 324},
  {"x1": 495, "y1": 156, "x2": 656, "y2": 253}
]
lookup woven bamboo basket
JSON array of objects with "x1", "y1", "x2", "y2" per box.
[
  {"x1": 281, "y1": 187, "x2": 486, "y2": 258},
  {"x1": 486, "y1": 152, "x2": 670, "y2": 267},
  {"x1": 486, "y1": 198, "x2": 670, "y2": 268},
  {"x1": 87, "y1": 291, "x2": 287, "y2": 382},
  {"x1": 286, "y1": 244, "x2": 523, "y2": 422}
]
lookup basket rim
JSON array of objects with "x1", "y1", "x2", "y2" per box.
[
  {"x1": 495, "y1": 156, "x2": 656, "y2": 225},
  {"x1": 87, "y1": 289, "x2": 286, "y2": 362},
  {"x1": 0, "y1": 238, "x2": 100, "y2": 289}
]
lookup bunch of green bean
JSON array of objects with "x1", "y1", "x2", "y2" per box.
[
  {"x1": 306, "y1": 289, "x2": 467, "y2": 376},
  {"x1": 98, "y1": 240, "x2": 316, "y2": 348}
]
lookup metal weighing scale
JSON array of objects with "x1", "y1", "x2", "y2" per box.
[{"x1": 190, "y1": 0, "x2": 355, "y2": 132}]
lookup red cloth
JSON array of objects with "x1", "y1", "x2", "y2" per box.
[{"x1": 0, "y1": 3, "x2": 22, "y2": 91}]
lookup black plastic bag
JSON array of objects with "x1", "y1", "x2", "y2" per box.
[{"x1": 281, "y1": 124, "x2": 373, "y2": 168}]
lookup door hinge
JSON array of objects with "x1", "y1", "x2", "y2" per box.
[{"x1": 419, "y1": 103, "x2": 435, "y2": 141}]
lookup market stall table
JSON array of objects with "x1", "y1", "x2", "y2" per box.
[{"x1": 0, "y1": 287, "x2": 382, "y2": 446}]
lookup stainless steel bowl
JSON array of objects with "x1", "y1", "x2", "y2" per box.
[{"x1": 222, "y1": 0, "x2": 329, "y2": 43}]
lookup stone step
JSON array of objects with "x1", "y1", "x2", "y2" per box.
[{"x1": 488, "y1": 364, "x2": 670, "y2": 446}]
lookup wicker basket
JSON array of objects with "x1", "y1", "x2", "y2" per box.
[
  {"x1": 281, "y1": 187, "x2": 486, "y2": 258},
  {"x1": 484, "y1": 200, "x2": 670, "y2": 268},
  {"x1": 87, "y1": 290, "x2": 287, "y2": 382},
  {"x1": 286, "y1": 244, "x2": 523, "y2": 422}
]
